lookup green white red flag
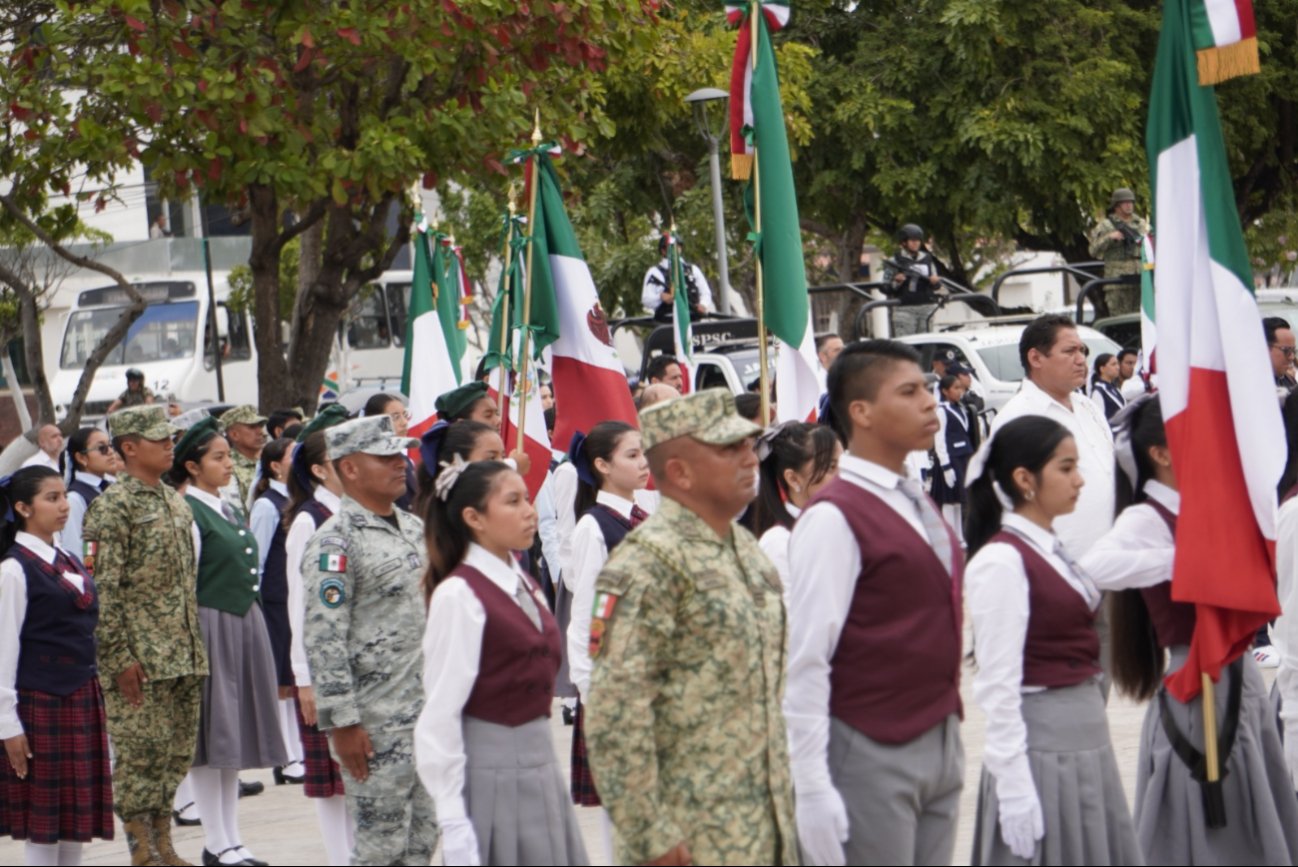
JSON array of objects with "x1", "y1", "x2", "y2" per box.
[
  {"x1": 666, "y1": 229, "x2": 694, "y2": 394},
  {"x1": 1147, "y1": 0, "x2": 1280, "y2": 701},
  {"x1": 402, "y1": 216, "x2": 463, "y2": 439},
  {"x1": 1139, "y1": 236, "x2": 1156, "y2": 381},
  {"x1": 1189, "y1": 0, "x2": 1259, "y2": 84},
  {"x1": 726, "y1": 0, "x2": 790, "y2": 180}
]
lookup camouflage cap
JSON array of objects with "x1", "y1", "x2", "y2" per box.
[
  {"x1": 325, "y1": 414, "x2": 419, "y2": 460},
  {"x1": 640, "y1": 388, "x2": 762, "y2": 451},
  {"x1": 219, "y1": 404, "x2": 268, "y2": 428},
  {"x1": 108, "y1": 405, "x2": 180, "y2": 441},
  {"x1": 1110, "y1": 187, "x2": 1136, "y2": 206}
]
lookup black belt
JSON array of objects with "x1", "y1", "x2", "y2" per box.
[{"x1": 1157, "y1": 657, "x2": 1244, "y2": 828}]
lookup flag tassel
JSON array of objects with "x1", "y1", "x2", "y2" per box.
[
  {"x1": 515, "y1": 112, "x2": 543, "y2": 455},
  {"x1": 1196, "y1": 37, "x2": 1260, "y2": 86},
  {"x1": 731, "y1": 153, "x2": 753, "y2": 181}
]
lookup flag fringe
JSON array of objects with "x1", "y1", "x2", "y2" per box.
[
  {"x1": 731, "y1": 153, "x2": 753, "y2": 181},
  {"x1": 1196, "y1": 37, "x2": 1260, "y2": 86}
]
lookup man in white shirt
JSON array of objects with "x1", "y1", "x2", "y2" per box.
[
  {"x1": 992, "y1": 315, "x2": 1115, "y2": 558},
  {"x1": 20, "y1": 424, "x2": 64, "y2": 471},
  {"x1": 641, "y1": 237, "x2": 715, "y2": 320}
]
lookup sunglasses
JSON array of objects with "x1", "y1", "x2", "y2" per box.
[{"x1": 81, "y1": 444, "x2": 115, "y2": 456}]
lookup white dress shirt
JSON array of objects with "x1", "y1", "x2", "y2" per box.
[
  {"x1": 1080, "y1": 481, "x2": 1179, "y2": 592},
  {"x1": 991, "y1": 378, "x2": 1115, "y2": 557},
  {"x1": 20, "y1": 451, "x2": 59, "y2": 471},
  {"x1": 415, "y1": 543, "x2": 542, "y2": 822},
  {"x1": 551, "y1": 461, "x2": 579, "y2": 587},
  {"x1": 784, "y1": 454, "x2": 932, "y2": 792},
  {"x1": 286, "y1": 487, "x2": 341, "y2": 687},
  {"x1": 63, "y1": 471, "x2": 107, "y2": 564},
  {"x1": 640, "y1": 258, "x2": 715, "y2": 315},
  {"x1": 0, "y1": 532, "x2": 85, "y2": 739},
  {"x1": 187, "y1": 486, "x2": 254, "y2": 580},
  {"x1": 967, "y1": 513, "x2": 1100, "y2": 784},
  {"x1": 758, "y1": 503, "x2": 801, "y2": 606},
  {"x1": 534, "y1": 469, "x2": 563, "y2": 591},
  {"x1": 249, "y1": 480, "x2": 289, "y2": 572},
  {"x1": 566, "y1": 491, "x2": 638, "y2": 700},
  {"x1": 1274, "y1": 496, "x2": 1298, "y2": 746}
]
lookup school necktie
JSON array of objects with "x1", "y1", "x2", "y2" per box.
[
  {"x1": 220, "y1": 502, "x2": 242, "y2": 528},
  {"x1": 98, "y1": 480, "x2": 111, "y2": 492},
  {"x1": 1052, "y1": 539, "x2": 1102, "y2": 609},
  {"x1": 897, "y1": 477, "x2": 954, "y2": 576},
  {"x1": 629, "y1": 505, "x2": 649, "y2": 528},
  {"x1": 515, "y1": 577, "x2": 542, "y2": 631}
]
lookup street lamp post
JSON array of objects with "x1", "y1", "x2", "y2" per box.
[{"x1": 685, "y1": 87, "x2": 732, "y2": 317}]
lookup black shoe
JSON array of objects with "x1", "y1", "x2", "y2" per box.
[
  {"x1": 237, "y1": 778, "x2": 264, "y2": 798},
  {"x1": 232, "y1": 848, "x2": 269, "y2": 867},
  {"x1": 272, "y1": 765, "x2": 305, "y2": 785},
  {"x1": 561, "y1": 705, "x2": 575, "y2": 726},
  {"x1": 202, "y1": 848, "x2": 253, "y2": 866},
  {"x1": 173, "y1": 801, "x2": 201, "y2": 827}
]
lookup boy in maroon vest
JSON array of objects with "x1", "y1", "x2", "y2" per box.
[{"x1": 786, "y1": 340, "x2": 964, "y2": 866}]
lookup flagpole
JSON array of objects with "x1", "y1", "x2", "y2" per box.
[
  {"x1": 515, "y1": 112, "x2": 543, "y2": 454},
  {"x1": 496, "y1": 191, "x2": 518, "y2": 424},
  {"x1": 751, "y1": 0, "x2": 771, "y2": 425},
  {"x1": 1201, "y1": 672, "x2": 1226, "y2": 826}
]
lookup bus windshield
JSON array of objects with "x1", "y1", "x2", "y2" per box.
[{"x1": 60, "y1": 302, "x2": 200, "y2": 369}]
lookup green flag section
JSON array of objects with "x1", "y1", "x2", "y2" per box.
[
  {"x1": 667, "y1": 230, "x2": 694, "y2": 394},
  {"x1": 432, "y1": 235, "x2": 468, "y2": 379},
  {"x1": 402, "y1": 217, "x2": 463, "y2": 438},
  {"x1": 741, "y1": 0, "x2": 820, "y2": 422},
  {"x1": 483, "y1": 215, "x2": 527, "y2": 376},
  {"x1": 1145, "y1": 0, "x2": 1281, "y2": 702}
]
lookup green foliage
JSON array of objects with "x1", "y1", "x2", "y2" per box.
[{"x1": 227, "y1": 239, "x2": 299, "y2": 318}]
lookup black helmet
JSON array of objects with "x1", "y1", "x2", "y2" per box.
[
  {"x1": 898, "y1": 223, "x2": 925, "y2": 242},
  {"x1": 126, "y1": 368, "x2": 144, "y2": 381}
]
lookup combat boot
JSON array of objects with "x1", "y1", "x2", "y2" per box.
[
  {"x1": 122, "y1": 813, "x2": 165, "y2": 866},
  {"x1": 152, "y1": 813, "x2": 196, "y2": 866}
]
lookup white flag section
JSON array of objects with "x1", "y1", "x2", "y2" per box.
[
  {"x1": 776, "y1": 320, "x2": 821, "y2": 423},
  {"x1": 403, "y1": 219, "x2": 460, "y2": 439}
]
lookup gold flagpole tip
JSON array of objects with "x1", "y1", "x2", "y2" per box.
[{"x1": 531, "y1": 109, "x2": 542, "y2": 144}]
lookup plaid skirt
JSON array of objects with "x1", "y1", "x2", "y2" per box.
[
  {"x1": 294, "y1": 691, "x2": 345, "y2": 798},
  {"x1": 0, "y1": 679, "x2": 114, "y2": 843},
  {"x1": 569, "y1": 701, "x2": 601, "y2": 807}
]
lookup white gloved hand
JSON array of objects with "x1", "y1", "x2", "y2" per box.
[
  {"x1": 995, "y1": 753, "x2": 1043, "y2": 860},
  {"x1": 795, "y1": 786, "x2": 850, "y2": 866},
  {"x1": 943, "y1": 467, "x2": 957, "y2": 488},
  {"x1": 440, "y1": 816, "x2": 481, "y2": 866}
]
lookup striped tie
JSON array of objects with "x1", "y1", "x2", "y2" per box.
[{"x1": 898, "y1": 477, "x2": 954, "y2": 575}]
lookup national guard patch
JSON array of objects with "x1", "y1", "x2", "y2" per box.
[
  {"x1": 83, "y1": 541, "x2": 97, "y2": 574},
  {"x1": 320, "y1": 577, "x2": 346, "y2": 608},
  {"x1": 320, "y1": 552, "x2": 348, "y2": 572},
  {"x1": 589, "y1": 591, "x2": 619, "y2": 658}
]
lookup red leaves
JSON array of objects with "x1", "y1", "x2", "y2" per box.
[
  {"x1": 293, "y1": 46, "x2": 314, "y2": 73},
  {"x1": 337, "y1": 27, "x2": 361, "y2": 46},
  {"x1": 173, "y1": 39, "x2": 196, "y2": 59},
  {"x1": 144, "y1": 102, "x2": 163, "y2": 123},
  {"x1": 207, "y1": 156, "x2": 223, "y2": 182},
  {"x1": 9, "y1": 102, "x2": 31, "y2": 121},
  {"x1": 482, "y1": 155, "x2": 506, "y2": 176},
  {"x1": 422, "y1": 171, "x2": 438, "y2": 189},
  {"x1": 300, "y1": 27, "x2": 315, "y2": 48},
  {"x1": 124, "y1": 15, "x2": 148, "y2": 32}
]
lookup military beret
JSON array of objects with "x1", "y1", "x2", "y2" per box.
[
  {"x1": 435, "y1": 381, "x2": 490, "y2": 420},
  {"x1": 173, "y1": 416, "x2": 224, "y2": 469},
  {"x1": 295, "y1": 403, "x2": 352, "y2": 443},
  {"x1": 326, "y1": 415, "x2": 419, "y2": 461},
  {"x1": 639, "y1": 388, "x2": 762, "y2": 451},
  {"x1": 219, "y1": 404, "x2": 268, "y2": 428},
  {"x1": 108, "y1": 405, "x2": 179, "y2": 441}
]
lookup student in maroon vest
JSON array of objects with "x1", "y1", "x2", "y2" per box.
[
  {"x1": 1086, "y1": 396, "x2": 1298, "y2": 864},
  {"x1": 415, "y1": 460, "x2": 588, "y2": 866},
  {"x1": 563, "y1": 421, "x2": 650, "y2": 838},
  {"x1": 787, "y1": 339, "x2": 964, "y2": 866},
  {"x1": 282, "y1": 407, "x2": 353, "y2": 866},
  {"x1": 0, "y1": 466, "x2": 113, "y2": 866},
  {"x1": 964, "y1": 415, "x2": 1141, "y2": 865}
]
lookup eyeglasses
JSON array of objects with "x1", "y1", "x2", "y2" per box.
[
  {"x1": 389, "y1": 410, "x2": 411, "y2": 422},
  {"x1": 1273, "y1": 344, "x2": 1297, "y2": 358},
  {"x1": 81, "y1": 444, "x2": 114, "y2": 456}
]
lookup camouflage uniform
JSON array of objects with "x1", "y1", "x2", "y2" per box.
[
  {"x1": 585, "y1": 390, "x2": 799, "y2": 866},
  {"x1": 300, "y1": 415, "x2": 437, "y2": 866},
  {"x1": 219, "y1": 404, "x2": 267, "y2": 510},
  {"x1": 83, "y1": 407, "x2": 206, "y2": 836},
  {"x1": 115, "y1": 385, "x2": 155, "y2": 408},
  {"x1": 1088, "y1": 194, "x2": 1150, "y2": 314}
]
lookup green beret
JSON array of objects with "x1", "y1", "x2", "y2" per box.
[
  {"x1": 435, "y1": 381, "x2": 490, "y2": 420},
  {"x1": 295, "y1": 403, "x2": 352, "y2": 443},
  {"x1": 173, "y1": 416, "x2": 224, "y2": 471}
]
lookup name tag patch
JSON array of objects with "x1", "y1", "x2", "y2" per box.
[
  {"x1": 320, "y1": 577, "x2": 346, "y2": 608},
  {"x1": 319, "y1": 553, "x2": 347, "y2": 572}
]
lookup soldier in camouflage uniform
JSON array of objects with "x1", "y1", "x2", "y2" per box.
[
  {"x1": 300, "y1": 415, "x2": 437, "y2": 866},
  {"x1": 218, "y1": 404, "x2": 267, "y2": 510},
  {"x1": 83, "y1": 405, "x2": 208, "y2": 866},
  {"x1": 585, "y1": 389, "x2": 799, "y2": 866},
  {"x1": 1088, "y1": 188, "x2": 1150, "y2": 315},
  {"x1": 106, "y1": 368, "x2": 156, "y2": 413}
]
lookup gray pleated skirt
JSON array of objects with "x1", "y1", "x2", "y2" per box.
[
  {"x1": 1133, "y1": 646, "x2": 1298, "y2": 865},
  {"x1": 972, "y1": 678, "x2": 1143, "y2": 865},
  {"x1": 463, "y1": 715, "x2": 589, "y2": 866},
  {"x1": 193, "y1": 603, "x2": 289, "y2": 770},
  {"x1": 553, "y1": 583, "x2": 577, "y2": 699}
]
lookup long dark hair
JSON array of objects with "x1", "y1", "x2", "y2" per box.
[
  {"x1": 965, "y1": 416, "x2": 1073, "y2": 554},
  {"x1": 1, "y1": 466, "x2": 62, "y2": 554},
  {"x1": 1111, "y1": 397, "x2": 1170, "y2": 701},
  {"x1": 65, "y1": 427, "x2": 104, "y2": 476},
  {"x1": 166, "y1": 428, "x2": 223, "y2": 487},
  {"x1": 572, "y1": 422, "x2": 636, "y2": 518},
  {"x1": 750, "y1": 422, "x2": 839, "y2": 537},
  {"x1": 414, "y1": 420, "x2": 497, "y2": 516},
  {"x1": 1279, "y1": 389, "x2": 1298, "y2": 499},
  {"x1": 363, "y1": 392, "x2": 400, "y2": 418},
  {"x1": 421, "y1": 460, "x2": 514, "y2": 602},
  {"x1": 1091, "y1": 352, "x2": 1115, "y2": 387},
  {"x1": 285, "y1": 430, "x2": 329, "y2": 530},
  {"x1": 254, "y1": 437, "x2": 294, "y2": 499}
]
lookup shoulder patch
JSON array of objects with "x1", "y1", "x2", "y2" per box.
[
  {"x1": 320, "y1": 535, "x2": 349, "y2": 551},
  {"x1": 588, "y1": 591, "x2": 620, "y2": 659},
  {"x1": 83, "y1": 541, "x2": 98, "y2": 574},
  {"x1": 319, "y1": 552, "x2": 348, "y2": 572},
  {"x1": 319, "y1": 577, "x2": 346, "y2": 608}
]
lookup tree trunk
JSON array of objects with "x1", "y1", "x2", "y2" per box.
[
  {"x1": 17, "y1": 286, "x2": 55, "y2": 428},
  {"x1": 248, "y1": 183, "x2": 293, "y2": 412}
]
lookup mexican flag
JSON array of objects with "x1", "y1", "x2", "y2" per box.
[
  {"x1": 726, "y1": 0, "x2": 790, "y2": 180},
  {"x1": 1148, "y1": 0, "x2": 1281, "y2": 701},
  {"x1": 666, "y1": 229, "x2": 694, "y2": 394},
  {"x1": 523, "y1": 152, "x2": 639, "y2": 451},
  {"x1": 435, "y1": 235, "x2": 471, "y2": 375},
  {"x1": 402, "y1": 216, "x2": 462, "y2": 439},
  {"x1": 1139, "y1": 236, "x2": 1156, "y2": 382},
  {"x1": 731, "y1": 0, "x2": 820, "y2": 423},
  {"x1": 500, "y1": 358, "x2": 554, "y2": 500}
]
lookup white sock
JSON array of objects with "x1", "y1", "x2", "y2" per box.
[
  {"x1": 190, "y1": 766, "x2": 233, "y2": 856},
  {"x1": 174, "y1": 772, "x2": 196, "y2": 814},
  {"x1": 600, "y1": 807, "x2": 615, "y2": 864},
  {"x1": 57, "y1": 842, "x2": 84, "y2": 866},
  {"x1": 23, "y1": 842, "x2": 59, "y2": 867},
  {"x1": 314, "y1": 795, "x2": 354, "y2": 867},
  {"x1": 219, "y1": 768, "x2": 245, "y2": 857},
  {"x1": 278, "y1": 698, "x2": 304, "y2": 766}
]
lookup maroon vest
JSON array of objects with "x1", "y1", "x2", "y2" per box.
[
  {"x1": 813, "y1": 478, "x2": 964, "y2": 745},
  {"x1": 457, "y1": 564, "x2": 562, "y2": 726},
  {"x1": 1139, "y1": 499, "x2": 1196, "y2": 648},
  {"x1": 991, "y1": 531, "x2": 1101, "y2": 688}
]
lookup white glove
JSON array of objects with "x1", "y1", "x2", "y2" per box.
[
  {"x1": 795, "y1": 786, "x2": 849, "y2": 866},
  {"x1": 440, "y1": 816, "x2": 481, "y2": 866},
  {"x1": 995, "y1": 753, "x2": 1043, "y2": 860},
  {"x1": 943, "y1": 467, "x2": 957, "y2": 488}
]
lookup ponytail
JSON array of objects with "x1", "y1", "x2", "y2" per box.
[
  {"x1": 570, "y1": 422, "x2": 635, "y2": 518},
  {"x1": 964, "y1": 416, "x2": 1072, "y2": 554}
]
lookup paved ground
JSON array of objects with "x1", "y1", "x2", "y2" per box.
[{"x1": 2, "y1": 655, "x2": 1267, "y2": 866}]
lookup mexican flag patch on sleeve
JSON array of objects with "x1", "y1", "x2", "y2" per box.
[{"x1": 319, "y1": 552, "x2": 347, "y2": 572}]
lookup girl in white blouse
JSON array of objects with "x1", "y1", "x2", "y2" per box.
[{"x1": 964, "y1": 415, "x2": 1141, "y2": 865}]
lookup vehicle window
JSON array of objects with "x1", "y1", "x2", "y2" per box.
[
  {"x1": 220, "y1": 304, "x2": 252, "y2": 360},
  {"x1": 60, "y1": 302, "x2": 200, "y2": 369},
  {"x1": 695, "y1": 361, "x2": 730, "y2": 392},
  {"x1": 386, "y1": 283, "x2": 411, "y2": 348},
  {"x1": 346, "y1": 286, "x2": 390, "y2": 349},
  {"x1": 976, "y1": 335, "x2": 1122, "y2": 383}
]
